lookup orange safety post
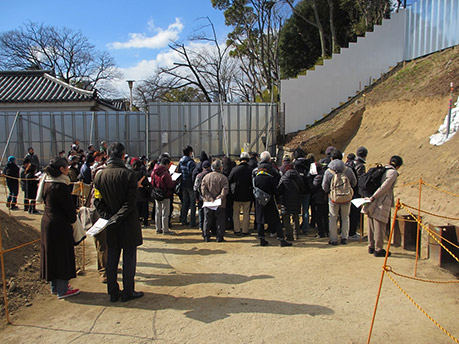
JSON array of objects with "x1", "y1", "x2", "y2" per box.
[
  {"x1": 0, "y1": 223, "x2": 11, "y2": 324},
  {"x1": 82, "y1": 239, "x2": 86, "y2": 272},
  {"x1": 367, "y1": 199, "x2": 401, "y2": 344},
  {"x1": 414, "y1": 177, "x2": 422, "y2": 277}
]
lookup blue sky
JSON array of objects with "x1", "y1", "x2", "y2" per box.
[
  {"x1": 0, "y1": 0, "x2": 230, "y2": 95},
  {"x1": 0, "y1": 0, "x2": 419, "y2": 96}
]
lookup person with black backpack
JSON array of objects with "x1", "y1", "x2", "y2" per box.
[
  {"x1": 363, "y1": 155, "x2": 403, "y2": 257},
  {"x1": 278, "y1": 164, "x2": 304, "y2": 240},
  {"x1": 322, "y1": 149, "x2": 357, "y2": 245},
  {"x1": 292, "y1": 148, "x2": 313, "y2": 234}
]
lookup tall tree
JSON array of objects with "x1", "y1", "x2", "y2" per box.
[
  {"x1": 0, "y1": 22, "x2": 120, "y2": 92},
  {"x1": 157, "y1": 17, "x2": 237, "y2": 102},
  {"x1": 212, "y1": 0, "x2": 286, "y2": 101}
]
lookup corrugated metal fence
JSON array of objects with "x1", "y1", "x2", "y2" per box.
[
  {"x1": 404, "y1": 0, "x2": 459, "y2": 60},
  {"x1": 0, "y1": 102, "x2": 277, "y2": 165}
]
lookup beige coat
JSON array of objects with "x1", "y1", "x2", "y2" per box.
[
  {"x1": 201, "y1": 171, "x2": 229, "y2": 208},
  {"x1": 362, "y1": 165, "x2": 398, "y2": 224}
]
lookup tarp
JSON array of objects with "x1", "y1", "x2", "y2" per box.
[{"x1": 429, "y1": 97, "x2": 459, "y2": 146}]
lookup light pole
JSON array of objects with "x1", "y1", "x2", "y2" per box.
[{"x1": 127, "y1": 80, "x2": 135, "y2": 111}]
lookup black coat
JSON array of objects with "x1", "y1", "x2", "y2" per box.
[
  {"x1": 25, "y1": 172, "x2": 38, "y2": 199},
  {"x1": 3, "y1": 161, "x2": 19, "y2": 189},
  {"x1": 94, "y1": 158, "x2": 142, "y2": 248},
  {"x1": 133, "y1": 169, "x2": 150, "y2": 203},
  {"x1": 254, "y1": 171, "x2": 279, "y2": 225},
  {"x1": 228, "y1": 162, "x2": 253, "y2": 202},
  {"x1": 278, "y1": 169, "x2": 303, "y2": 214},
  {"x1": 40, "y1": 181, "x2": 77, "y2": 281},
  {"x1": 312, "y1": 173, "x2": 328, "y2": 204}
]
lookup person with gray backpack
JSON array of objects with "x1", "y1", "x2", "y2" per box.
[{"x1": 322, "y1": 149, "x2": 357, "y2": 245}]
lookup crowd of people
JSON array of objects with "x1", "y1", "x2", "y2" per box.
[{"x1": 1, "y1": 140, "x2": 403, "y2": 301}]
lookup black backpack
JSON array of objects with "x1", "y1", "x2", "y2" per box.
[{"x1": 358, "y1": 165, "x2": 387, "y2": 197}]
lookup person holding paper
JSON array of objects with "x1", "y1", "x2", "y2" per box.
[
  {"x1": 39, "y1": 157, "x2": 79, "y2": 299},
  {"x1": 93, "y1": 142, "x2": 143, "y2": 302},
  {"x1": 362, "y1": 155, "x2": 403, "y2": 257},
  {"x1": 152, "y1": 156, "x2": 176, "y2": 234},
  {"x1": 200, "y1": 159, "x2": 229, "y2": 242}
]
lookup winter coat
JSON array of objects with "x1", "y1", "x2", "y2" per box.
[
  {"x1": 79, "y1": 163, "x2": 92, "y2": 184},
  {"x1": 278, "y1": 169, "x2": 303, "y2": 214},
  {"x1": 68, "y1": 166, "x2": 79, "y2": 183},
  {"x1": 24, "y1": 153, "x2": 40, "y2": 170},
  {"x1": 312, "y1": 172, "x2": 328, "y2": 204},
  {"x1": 93, "y1": 158, "x2": 142, "y2": 248},
  {"x1": 152, "y1": 164, "x2": 175, "y2": 199},
  {"x1": 354, "y1": 157, "x2": 366, "y2": 179},
  {"x1": 322, "y1": 159, "x2": 357, "y2": 195},
  {"x1": 25, "y1": 172, "x2": 38, "y2": 199},
  {"x1": 194, "y1": 168, "x2": 211, "y2": 201},
  {"x1": 178, "y1": 155, "x2": 196, "y2": 188},
  {"x1": 247, "y1": 158, "x2": 258, "y2": 171},
  {"x1": 3, "y1": 161, "x2": 19, "y2": 189},
  {"x1": 253, "y1": 162, "x2": 281, "y2": 185},
  {"x1": 254, "y1": 170, "x2": 279, "y2": 225},
  {"x1": 20, "y1": 166, "x2": 27, "y2": 191},
  {"x1": 293, "y1": 158, "x2": 313, "y2": 194},
  {"x1": 228, "y1": 162, "x2": 253, "y2": 202},
  {"x1": 133, "y1": 168, "x2": 150, "y2": 203},
  {"x1": 362, "y1": 165, "x2": 398, "y2": 224},
  {"x1": 40, "y1": 176, "x2": 77, "y2": 281},
  {"x1": 201, "y1": 171, "x2": 229, "y2": 208}
]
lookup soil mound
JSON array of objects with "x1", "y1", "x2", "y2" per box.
[{"x1": 285, "y1": 46, "x2": 459, "y2": 226}]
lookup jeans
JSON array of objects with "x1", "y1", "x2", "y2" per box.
[
  {"x1": 180, "y1": 187, "x2": 196, "y2": 225},
  {"x1": 155, "y1": 199, "x2": 171, "y2": 232},
  {"x1": 300, "y1": 194, "x2": 311, "y2": 232},
  {"x1": 328, "y1": 200, "x2": 351, "y2": 242},
  {"x1": 7, "y1": 181, "x2": 18, "y2": 207},
  {"x1": 51, "y1": 279, "x2": 69, "y2": 296}
]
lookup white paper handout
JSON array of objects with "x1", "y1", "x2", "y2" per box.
[
  {"x1": 203, "y1": 198, "x2": 222, "y2": 211},
  {"x1": 172, "y1": 172, "x2": 182, "y2": 181},
  {"x1": 87, "y1": 218, "x2": 109, "y2": 236},
  {"x1": 169, "y1": 164, "x2": 177, "y2": 174},
  {"x1": 351, "y1": 198, "x2": 372, "y2": 208}
]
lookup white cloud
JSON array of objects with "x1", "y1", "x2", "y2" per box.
[{"x1": 108, "y1": 18, "x2": 184, "y2": 50}]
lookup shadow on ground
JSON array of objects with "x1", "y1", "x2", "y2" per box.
[
  {"x1": 135, "y1": 272, "x2": 274, "y2": 286},
  {"x1": 68, "y1": 291, "x2": 335, "y2": 323}
]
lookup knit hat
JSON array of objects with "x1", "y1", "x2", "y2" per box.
[
  {"x1": 202, "y1": 160, "x2": 211, "y2": 169},
  {"x1": 130, "y1": 157, "x2": 140, "y2": 166},
  {"x1": 8, "y1": 156, "x2": 15, "y2": 163},
  {"x1": 356, "y1": 146, "x2": 368, "y2": 158}
]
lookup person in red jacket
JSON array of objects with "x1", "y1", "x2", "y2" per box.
[{"x1": 151, "y1": 157, "x2": 176, "y2": 234}]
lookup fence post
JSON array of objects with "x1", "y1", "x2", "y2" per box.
[
  {"x1": 414, "y1": 177, "x2": 422, "y2": 277},
  {"x1": 0, "y1": 223, "x2": 11, "y2": 324},
  {"x1": 367, "y1": 199, "x2": 401, "y2": 344}
]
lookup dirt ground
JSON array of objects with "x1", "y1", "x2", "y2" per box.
[
  {"x1": 0, "y1": 197, "x2": 458, "y2": 344},
  {"x1": 0, "y1": 46, "x2": 458, "y2": 344}
]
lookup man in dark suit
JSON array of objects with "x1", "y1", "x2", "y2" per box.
[{"x1": 94, "y1": 142, "x2": 144, "y2": 302}]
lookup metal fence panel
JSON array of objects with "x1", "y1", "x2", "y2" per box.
[
  {"x1": 404, "y1": 0, "x2": 459, "y2": 60},
  {"x1": 0, "y1": 104, "x2": 277, "y2": 166},
  {"x1": 147, "y1": 102, "x2": 277, "y2": 159}
]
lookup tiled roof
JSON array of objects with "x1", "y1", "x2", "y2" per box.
[{"x1": 0, "y1": 70, "x2": 96, "y2": 103}]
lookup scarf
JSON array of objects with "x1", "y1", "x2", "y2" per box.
[{"x1": 36, "y1": 174, "x2": 70, "y2": 202}]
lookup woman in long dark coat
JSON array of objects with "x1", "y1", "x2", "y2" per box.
[{"x1": 39, "y1": 157, "x2": 80, "y2": 299}]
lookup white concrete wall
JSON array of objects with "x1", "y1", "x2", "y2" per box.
[{"x1": 281, "y1": 11, "x2": 406, "y2": 133}]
